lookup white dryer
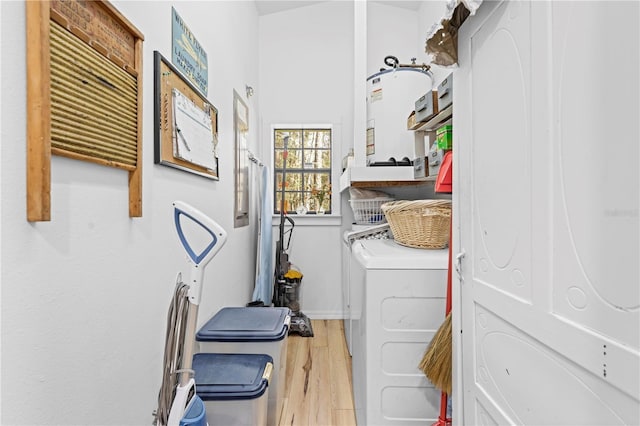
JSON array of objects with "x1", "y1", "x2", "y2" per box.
[
  {"x1": 350, "y1": 238, "x2": 448, "y2": 425},
  {"x1": 342, "y1": 224, "x2": 391, "y2": 355}
]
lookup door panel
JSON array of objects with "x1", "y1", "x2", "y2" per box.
[
  {"x1": 551, "y1": 1, "x2": 639, "y2": 348},
  {"x1": 456, "y1": 1, "x2": 640, "y2": 424},
  {"x1": 474, "y1": 304, "x2": 632, "y2": 425},
  {"x1": 470, "y1": 0, "x2": 532, "y2": 304}
]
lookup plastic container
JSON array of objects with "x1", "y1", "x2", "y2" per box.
[
  {"x1": 179, "y1": 396, "x2": 207, "y2": 426},
  {"x1": 196, "y1": 307, "x2": 290, "y2": 426},
  {"x1": 436, "y1": 124, "x2": 453, "y2": 150},
  {"x1": 349, "y1": 198, "x2": 394, "y2": 224},
  {"x1": 193, "y1": 353, "x2": 273, "y2": 426}
]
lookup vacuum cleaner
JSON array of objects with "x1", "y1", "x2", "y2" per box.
[
  {"x1": 154, "y1": 201, "x2": 228, "y2": 426},
  {"x1": 272, "y1": 136, "x2": 314, "y2": 337}
]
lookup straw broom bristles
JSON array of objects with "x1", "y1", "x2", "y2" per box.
[{"x1": 419, "y1": 311, "x2": 452, "y2": 395}]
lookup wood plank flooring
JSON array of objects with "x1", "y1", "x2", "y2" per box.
[{"x1": 279, "y1": 320, "x2": 356, "y2": 426}]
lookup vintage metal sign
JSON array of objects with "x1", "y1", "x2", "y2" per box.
[{"x1": 171, "y1": 7, "x2": 208, "y2": 95}]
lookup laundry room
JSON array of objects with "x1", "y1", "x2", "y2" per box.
[{"x1": 1, "y1": 1, "x2": 638, "y2": 425}]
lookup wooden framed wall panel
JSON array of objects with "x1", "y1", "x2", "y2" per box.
[
  {"x1": 26, "y1": 1, "x2": 52, "y2": 222},
  {"x1": 26, "y1": 0, "x2": 144, "y2": 221},
  {"x1": 153, "y1": 51, "x2": 219, "y2": 180}
]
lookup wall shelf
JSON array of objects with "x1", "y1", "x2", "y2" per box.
[
  {"x1": 340, "y1": 101, "x2": 452, "y2": 192},
  {"x1": 350, "y1": 176, "x2": 435, "y2": 188},
  {"x1": 413, "y1": 104, "x2": 453, "y2": 132}
]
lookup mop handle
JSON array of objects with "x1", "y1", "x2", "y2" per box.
[{"x1": 173, "y1": 201, "x2": 228, "y2": 306}]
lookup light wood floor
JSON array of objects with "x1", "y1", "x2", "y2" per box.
[{"x1": 279, "y1": 320, "x2": 357, "y2": 426}]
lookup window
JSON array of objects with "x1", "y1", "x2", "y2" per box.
[{"x1": 274, "y1": 127, "x2": 332, "y2": 215}]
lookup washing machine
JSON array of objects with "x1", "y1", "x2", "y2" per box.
[
  {"x1": 342, "y1": 224, "x2": 391, "y2": 355},
  {"x1": 350, "y1": 238, "x2": 448, "y2": 425}
]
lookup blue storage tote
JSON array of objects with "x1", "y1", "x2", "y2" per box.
[
  {"x1": 193, "y1": 353, "x2": 273, "y2": 426},
  {"x1": 196, "y1": 307, "x2": 290, "y2": 426}
]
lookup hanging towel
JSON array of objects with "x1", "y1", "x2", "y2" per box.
[{"x1": 252, "y1": 166, "x2": 274, "y2": 304}]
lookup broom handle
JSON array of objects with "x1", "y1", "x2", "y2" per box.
[
  {"x1": 436, "y1": 395, "x2": 449, "y2": 426},
  {"x1": 435, "y1": 220, "x2": 454, "y2": 426}
]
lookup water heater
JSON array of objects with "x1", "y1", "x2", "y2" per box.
[{"x1": 366, "y1": 68, "x2": 433, "y2": 164}]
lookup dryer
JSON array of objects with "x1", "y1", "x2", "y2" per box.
[
  {"x1": 342, "y1": 224, "x2": 391, "y2": 355},
  {"x1": 350, "y1": 239, "x2": 447, "y2": 425}
]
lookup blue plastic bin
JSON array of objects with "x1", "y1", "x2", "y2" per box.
[
  {"x1": 196, "y1": 307, "x2": 290, "y2": 425},
  {"x1": 193, "y1": 353, "x2": 273, "y2": 426}
]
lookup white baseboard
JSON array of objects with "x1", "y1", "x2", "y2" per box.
[{"x1": 303, "y1": 310, "x2": 346, "y2": 320}]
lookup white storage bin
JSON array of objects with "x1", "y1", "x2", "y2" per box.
[
  {"x1": 349, "y1": 198, "x2": 394, "y2": 225},
  {"x1": 193, "y1": 353, "x2": 273, "y2": 426},
  {"x1": 196, "y1": 307, "x2": 290, "y2": 426}
]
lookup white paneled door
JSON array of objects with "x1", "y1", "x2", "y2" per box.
[{"x1": 454, "y1": 1, "x2": 639, "y2": 424}]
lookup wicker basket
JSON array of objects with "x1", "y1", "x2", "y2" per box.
[
  {"x1": 381, "y1": 200, "x2": 452, "y2": 249},
  {"x1": 349, "y1": 198, "x2": 394, "y2": 224}
]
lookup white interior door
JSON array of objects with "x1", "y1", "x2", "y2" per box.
[{"x1": 454, "y1": 1, "x2": 639, "y2": 424}]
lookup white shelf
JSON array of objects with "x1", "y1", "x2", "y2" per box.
[
  {"x1": 339, "y1": 166, "x2": 432, "y2": 191},
  {"x1": 350, "y1": 166, "x2": 415, "y2": 181},
  {"x1": 413, "y1": 104, "x2": 453, "y2": 132}
]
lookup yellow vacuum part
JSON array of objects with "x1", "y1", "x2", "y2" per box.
[{"x1": 284, "y1": 270, "x2": 303, "y2": 279}]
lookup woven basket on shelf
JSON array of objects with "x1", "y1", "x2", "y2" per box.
[{"x1": 381, "y1": 199, "x2": 452, "y2": 249}]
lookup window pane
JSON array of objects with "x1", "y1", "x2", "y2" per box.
[
  {"x1": 303, "y1": 149, "x2": 330, "y2": 169},
  {"x1": 287, "y1": 173, "x2": 302, "y2": 191},
  {"x1": 275, "y1": 172, "x2": 302, "y2": 192},
  {"x1": 274, "y1": 149, "x2": 303, "y2": 169},
  {"x1": 304, "y1": 173, "x2": 331, "y2": 190},
  {"x1": 305, "y1": 172, "x2": 331, "y2": 212},
  {"x1": 274, "y1": 126, "x2": 332, "y2": 214},
  {"x1": 304, "y1": 129, "x2": 331, "y2": 149},
  {"x1": 274, "y1": 150, "x2": 284, "y2": 169},
  {"x1": 275, "y1": 191, "x2": 301, "y2": 213},
  {"x1": 275, "y1": 130, "x2": 302, "y2": 149},
  {"x1": 287, "y1": 149, "x2": 303, "y2": 168}
]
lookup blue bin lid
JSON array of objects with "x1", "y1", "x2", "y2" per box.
[
  {"x1": 193, "y1": 353, "x2": 273, "y2": 401},
  {"x1": 196, "y1": 307, "x2": 291, "y2": 342},
  {"x1": 179, "y1": 395, "x2": 206, "y2": 426}
]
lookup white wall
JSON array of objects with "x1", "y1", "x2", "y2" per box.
[
  {"x1": 258, "y1": 1, "x2": 354, "y2": 318},
  {"x1": 368, "y1": 1, "x2": 452, "y2": 87},
  {"x1": 256, "y1": 1, "x2": 448, "y2": 318},
  {"x1": 1, "y1": 1, "x2": 259, "y2": 424},
  {"x1": 368, "y1": 2, "x2": 420, "y2": 77}
]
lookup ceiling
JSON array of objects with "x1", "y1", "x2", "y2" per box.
[{"x1": 254, "y1": 1, "x2": 424, "y2": 16}]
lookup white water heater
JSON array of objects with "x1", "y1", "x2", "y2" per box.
[{"x1": 366, "y1": 68, "x2": 433, "y2": 164}]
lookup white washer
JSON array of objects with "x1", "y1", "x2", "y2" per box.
[
  {"x1": 350, "y1": 239, "x2": 448, "y2": 426},
  {"x1": 341, "y1": 231, "x2": 353, "y2": 354},
  {"x1": 342, "y1": 224, "x2": 391, "y2": 355}
]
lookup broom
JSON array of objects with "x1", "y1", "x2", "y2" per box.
[
  {"x1": 419, "y1": 311, "x2": 452, "y2": 395},
  {"x1": 419, "y1": 214, "x2": 453, "y2": 396},
  {"x1": 420, "y1": 152, "x2": 454, "y2": 426}
]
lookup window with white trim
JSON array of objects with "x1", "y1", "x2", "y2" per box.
[{"x1": 273, "y1": 126, "x2": 332, "y2": 215}]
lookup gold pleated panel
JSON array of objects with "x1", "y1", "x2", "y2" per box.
[{"x1": 49, "y1": 20, "x2": 138, "y2": 170}]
